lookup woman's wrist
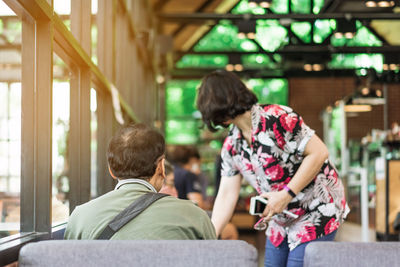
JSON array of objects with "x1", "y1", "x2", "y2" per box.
[{"x1": 283, "y1": 185, "x2": 296, "y2": 198}]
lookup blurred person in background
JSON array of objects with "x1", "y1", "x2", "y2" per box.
[
  {"x1": 159, "y1": 160, "x2": 178, "y2": 197},
  {"x1": 183, "y1": 146, "x2": 211, "y2": 207},
  {"x1": 167, "y1": 145, "x2": 204, "y2": 208}
]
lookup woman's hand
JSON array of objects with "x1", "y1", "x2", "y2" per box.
[{"x1": 260, "y1": 190, "x2": 293, "y2": 222}]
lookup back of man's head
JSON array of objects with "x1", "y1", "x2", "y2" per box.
[{"x1": 107, "y1": 123, "x2": 165, "y2": 180}]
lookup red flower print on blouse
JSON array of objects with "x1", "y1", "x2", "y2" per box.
[
  {"x1": 273, "y1": 123, "x2": 286, "y2": 149},
  {"x1": 299, "y1": 226, "x2": 316, "y2": 243},
  {"x1": 264, "y1": 105, "x2": 285, "y2": 116},
  {"x1": 324, "y1": 218, "x2": 340, "y2": 235},
  {"x1": 324, "y1": 166, "x2": 338, "y2": 182},
  {"x1": 265, "y1": 164, "x2": 284, "y2": 181},
  {"x1": 341, "y1": 198, "x2": 347, "y2": 209},
  {"x1": 279, "y1": 113, "x2": 298, "y2": 133},
  {"x1": 290, "y1": 208, "x2": 306, "y2": 217},
  {"x1": 270, "y1": 177, "x2": 291, "y2": 191},
  {"x1": 258, "y1": 147, "x2": 275, "y2": 167},
  {"x1": 269, "y1": 228, "x2": 285, "y2": 247},
  {"x1": 223, "y1": 137, "x2": 236, "y2": 155}
]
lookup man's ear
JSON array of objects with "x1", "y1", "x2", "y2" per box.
[
  {"x1": 157, "y1": 158, "x2": 166, "y2": 179},
  {"x1": 108, "y1": 165, "x2": 118, "y2": 180}
]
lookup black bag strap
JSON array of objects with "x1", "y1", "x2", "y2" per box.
[{"x1": 96, "y1": 192, "x2": 168, "y2": 240}]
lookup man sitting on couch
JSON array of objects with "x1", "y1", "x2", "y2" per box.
[{"x1": 64, "y1": 123, "x2": 216, "y2": 240}]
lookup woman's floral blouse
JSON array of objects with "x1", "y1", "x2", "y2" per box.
[{"x1": 221, "y1": 104, "x2": 349, "y2": 250}]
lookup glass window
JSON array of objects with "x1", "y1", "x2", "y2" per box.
[
  {"x1": 291, "y1": 0, "x2": 311, "y2": 13},
  {"x1": 194, "y1": 21, "x2": 259, "y2": 52},
  {"x1": 256, "y1": 20, "x2": 288, "y2": 52},
  {"x1": 166, "y1": 80, "x2": 201, "y2": 145},
  {"x1": 291, "y1": 22, "x2": 312, "y2": 43},
  {"x1": 270, "y1": 0, "x2": 289, "y2": 14},
  {"x1": 165, "y1": 119, "x2": 200, "y2": 144},
  {"x1": 247, "y1": 78, "x2": 288, "y2": 105},
  {"x1": 231, "y1": 0, "x2": 289, "y2": 14},
  {"x1": 176, "y1": 54, "x2": 228, "y2": 69},
  {"x1": 313, "y1": 0, "x2": 325, "y2": 14},
  {"x1": 314, "y1": 19, "x2": 336, "y2": 44},
  {"x1": 329, "y1": 53, "x2": 383, "y2": 72},
  {"x1": 0, "y1": 83, "x2": 21, "y2": 238},
  {"x1": 166, "y1": 80, "x2": 199, "y2": 118},
  {"x1": 241, "y1": 54, "x2": 279, "y2": 69},
  {"x1": 52, "y1": 53, "x2": 70, "y2": 226},
  {"x1": 0, "y1": 1, "x2": 21, "y2": 238},
  {"x1": 331, "y1": 21, "x2": 382, "y2": 47},
  {"x1": 231, "y1": 0, "x2": 266, "y2": 14}
]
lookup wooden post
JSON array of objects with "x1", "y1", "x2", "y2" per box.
[{"x1": 69, "y1": 0, "x2": 92, "y2": 211}]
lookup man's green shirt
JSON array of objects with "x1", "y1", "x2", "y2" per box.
[{"x1": 64, "y1": 181, "x2": 216, "y2": 240}]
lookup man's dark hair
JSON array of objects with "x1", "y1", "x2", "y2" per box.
[
  {"x1": 107, "y1": 123, "x2": 165, "y2": 179},
  {"x1": 196, "y1": 70, "x2": 258, "y2": 132}
]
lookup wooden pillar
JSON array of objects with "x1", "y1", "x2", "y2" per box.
[
  {"x1": 21, "y1": 16, "x2": 53, "y2": 233},
  {"x1": 69, "y1": 0, "x2": 92, "y2": 211},
  {"x1": 97, "y1": 0, "x2": 115, "y2": 195}
]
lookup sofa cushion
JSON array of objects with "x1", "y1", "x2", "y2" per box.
[
  {"x1": 304, "y1": 241, "x2": 400, "y2": 267},
  {"x1": 19, "y1": 240, "x2": 258, "y2": 267}
]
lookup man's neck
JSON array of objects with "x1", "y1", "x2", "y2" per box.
[{"x1": 115, "y1": 178, "x2": 157, "y2": 192}]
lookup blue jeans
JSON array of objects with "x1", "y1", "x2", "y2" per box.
[{"x1": 264, "y1": 230, "x2": 337, "y2": 267}]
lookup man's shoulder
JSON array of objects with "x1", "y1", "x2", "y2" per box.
[
  {"x1": 157, "y1": 196, "x2": 205, "y2": 214},
  {"x1": 70, "y1": 190, "x2": 119, "y2": 217}
]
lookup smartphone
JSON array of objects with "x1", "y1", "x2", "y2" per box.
[
  {"x1": 249, "y1": 196, "x2": 268, "y2": 216},
  {"x1": 249, "y1": 196, "x2": 299, "y2": 219}
]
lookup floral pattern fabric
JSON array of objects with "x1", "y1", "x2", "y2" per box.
[{"x1": 221, "y1": 104, "x2": 349, "y2": 250}]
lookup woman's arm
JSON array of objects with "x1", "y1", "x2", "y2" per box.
[
  {"x1": 261, "y1": 134, "x2": 329, "y2": 220},
  {"x1": 211, "y1": 174, "x2": 242, "y2": 236},
  {"x1": 287, "y1": 134, "x2": 329, "y2": 194}
]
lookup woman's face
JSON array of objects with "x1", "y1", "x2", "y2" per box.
[
  {"x1": 223, "y1": 119, "x2": 233, "y2": 125},
  {"x1": 186, "y1": 157, "x2": 201, "y2": 175},
  {"x1": 222, "y1": 119, "x2": 233, "y2": 128}
]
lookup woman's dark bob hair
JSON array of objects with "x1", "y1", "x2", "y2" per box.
[{"x1": 197, "y1": 70, "x2": 258, "y2": 132}]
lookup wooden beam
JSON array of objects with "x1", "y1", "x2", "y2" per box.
[
  {"x1": 71, "y1": 0, "x2": 91, "y2": 55},
  {"x1": 34, "y1": 18, "x2": 53, "y2": 233},
  {"x1": 159, "y1": 12, "x2": 400, "y2": 23},
  {"x1": 69, "y1": 0, "x2": 92, "y2": 210},
  {"x1": 96, "y1": 0, "x2": 116, "y2": 195},
  {"x1": 153, "y1": 0, "x2": 171, "y2": 12},
  {"x1": 20, "y1": 15, "x2": 35, "y2": 233},
  {"x1": 172, "y1": 0, "x2": 214, "y2": 37}
]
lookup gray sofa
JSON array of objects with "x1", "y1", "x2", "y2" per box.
[
  {"x1": 18, "y1": 240, "x2": 258, "y2": 267},
  {"x1": 304, "y1": 241, "x2": 400, "y2": 267}
]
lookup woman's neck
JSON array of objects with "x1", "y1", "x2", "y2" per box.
[{"x1": 233, "y1": 110, "x2": 252, "y2": 134}]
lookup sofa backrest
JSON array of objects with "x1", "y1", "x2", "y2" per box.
[
  {"x1": 304, "y1": 241, "x2": 400, "y2": 267},
  {"x1": 19, "y1": 240, "x2": 258, "y2": 267}
]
